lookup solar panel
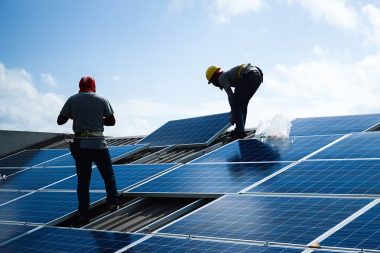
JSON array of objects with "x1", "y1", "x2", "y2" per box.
[
  {"x1": 290, "y1": 113, "x2": 380, "y2": 136},
  {"x1": 0, "y1": 226, "x2": 144, "y2": 253},
  {"x1": 47, "y1": 164, "x2": 176, "y2": 191},
  {"x1": 1, "y1": 167, "x2": 75, "y2": 191},
  {"x1": 131, "y1": 162, "x2": 290, "y2": 194},
  {"x1": 249, "y1": 160, "x2": 380, "y2": 195},
  {"x1": 0, "y1": 191, "x2": 106, "y2": 224},
  {"x1": 322, "y1": 202, "x2": 380, "y2": 250},
  {"x1": 39, "y1": 144, "x2": 148, "y2": 167},
  {"x1": 137, "y1": 112, "x2": 230, "y2": 147},
  {"x1": 158, "y1": 195, "x2": 371, "y2": 245},
  {"x1": 122, "y1": 236, "x2": 303, "y2": 253},
  {"x1": 0, "y1": 223, "x2": 36, "y2": 244},
  {"x1": 0, "y1": 168, "x2": 25, "y2": 177},
  {"x1": 311, "y1": 132, "x2": 380, "y2": 160},
  {"x1": 0, "y1": 192, "x2": 26, "y2": 205},
  {"x1": 0, "y1": 149, "x2": 69, "y2": 168},
  {"x1": 191, "y1": 135, "x2": 341, "y2": 163}
]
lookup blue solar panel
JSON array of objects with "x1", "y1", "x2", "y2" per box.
[
  {"x1": 0, "y1": 191, "x2": 105, "y2": 224},
  {"x1": 138, "y1": 113, "x2": 230, "y2": 147},
  {"x1": 0, "y1": 192, "x2": 26, "y2": 205},
  {"x1": 131, "y1": 162, "x2": 290, "y2": 194},
  {"x1": 48, "y1": 164, "x2": 176, "y2": 191},
  {"x1": 250, "y1": 160, "x2": 380, "y2": 195},
  {"x1": 123, "y1": 236, "x2": 303, "y2": 253},
  {"x1": 159, "y1": 195, "x2": 370, "y2": 245},
  {"x1": 40, "y1": 144, "x2": 148, "y2": 167},
  {"x1": 0, "y1": 223, "x2": 36, "y2": 244},
  {"x1": 191, "y1": 135, "x2": 341, "y2": 163},
  {"x1": 0, "y1": 149, "x2": 69, "y2": 168},
  {"x1": 1, "y1": 167, "x2": 75, "y2": 190},
  {"x1": 322, "y1": 203, "x2": 380, "y2": 250},
  {"x1": 0, "y1": 226, "x2": 144, "y2": 253},
  {"x1": 0, "y1": 168, "x2": 25, "y2": 177},
  {"x1": 311, "y1": 132, "x2": 380, "y2": 159},
  {"x1": 290, "y1": 114, "x2": 380, "y2": 136}
]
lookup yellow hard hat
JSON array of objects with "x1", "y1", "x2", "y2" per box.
[{"x1": 206, "y1": 66, "x2": 220, "y2": 84}]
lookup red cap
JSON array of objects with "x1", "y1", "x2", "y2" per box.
[{"x1": 79, "y1": 76, "x2": 96, "y2": 93}]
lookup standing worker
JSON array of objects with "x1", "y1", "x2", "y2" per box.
[
  {"x1": 206, "y1": 63, "x2": 263, "y2": 140},
  {"x1": 57, "y1": 76, "x2": 120, "y2": 225}
]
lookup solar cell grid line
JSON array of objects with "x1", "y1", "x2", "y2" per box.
[
  {"x1": 0, "y1": 166, "x2": 76, "y2": 191},
  {"x1": 119, "y1": 236, "x2": 304, "y2": 253},
  {"x1": 0, "y1": 191, "x2": 106, "y2": 224},
  {"x1": 0, "y1": 226, "x2": 145, "y2": 253},
  {"x1": 0, "y1": 192, "x2": 28, "y2": 206},
  {"x1": 311, "y1": 132, "x2": 380, "y2": 160},
  {"x1": 0, "y1": 149, "x2": 70, "y2": 168},
  {"x1": 137, "y1": 112, "x2": 231, "y2": 147},
  {"x1": 47, "y1": 163, "x2": 177, "y2": 191},
  {"x1": 130, "y1": 162, "x2": 291, "y2": 194},
  {"x1": 248, "y1": 160, "x2": 380, "y2": 195},
  {"x1": 0, "y1": 223, "x2": 37, "y2": 245},
  {"x1": 157, "y1": 195, "x2": 372, "y2": 245},
  {"x1": 190, "y1": 135, "x2": 342, "y2": 163},
  {"x1": 289, "y1": 113, "x2": 380, "y2": 137},
  {"x1": 321, "y1": 200, "x2": 380, "y2": 250}
]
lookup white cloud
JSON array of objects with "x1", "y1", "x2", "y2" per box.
[
  {"x1": 40, "y1": 73, "x2": 59, "y2": 87},
  {"x1": 246, "y1": 50, "x2": 380, "y2": 129},
  {"x1": 290, "y1": 0, "x2": 358, "y2": 30},
  {"x1": 211, "y1": 0, "x2": 264, "y2": 24},
  {"x1": 0, "y1": 63, "x2": 68, "y2": 133},
  {"x1": 168, "y1": 0, "x2": 195, "y2": 14},
  {"x1": 361, "y1": 4, "x2": 380, "y2": 47}
]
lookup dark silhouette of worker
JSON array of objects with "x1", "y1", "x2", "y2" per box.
[
  {"x1": 206, "y1": 63, "x2": 263, "y2": 140},
  {"x1": 57, "y1": 76, "x2": 119, "y2": 225}
]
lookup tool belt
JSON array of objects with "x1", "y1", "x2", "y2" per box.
[{"x1": 74, "y1": 131, "x2": 104, "y2": 138}]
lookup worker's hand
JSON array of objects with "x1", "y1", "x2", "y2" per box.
[{"x1": 229, "y1": 112, "x2": 236, "y2": 125}]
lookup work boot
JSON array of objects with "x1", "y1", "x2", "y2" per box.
[
  {"x1": 228, "y1": 131, "x2": 247, "y2": 140},
  {"x1": 77, "y1": 216, "x2": 91, "y2": 227}
]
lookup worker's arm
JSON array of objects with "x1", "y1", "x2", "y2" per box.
[
  {"x1": 103, "y1": 115, "x2": 116, "y2": 126},
  {"x1": 224, "y1": 87, "x2": 238, "y2": 125},
  {"x1": 57, "y1": 114, "x2": 69, "y2": 125}
]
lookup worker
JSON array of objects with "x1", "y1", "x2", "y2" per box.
[
  {"x1": 206, "y1": 63, "x2": 263, "y2": 140},
  {"x1": 57, "y1": 76, "x2": 120, "y2": 225}
]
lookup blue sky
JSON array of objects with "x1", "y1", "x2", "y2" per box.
[{"x1": 1, "y1": 0, "x2": 380, "y2": 136}]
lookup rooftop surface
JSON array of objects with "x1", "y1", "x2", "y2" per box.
[{"x1": 1, "y1": 113, "x2": 380, "y2": 252}]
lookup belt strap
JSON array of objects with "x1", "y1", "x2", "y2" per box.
[
  {"x1": 236, "y1": 64, "x2": 246, "y2": 79},
  {"x1": 75, "y1": 131, "x2": 103, "y2": 137}
]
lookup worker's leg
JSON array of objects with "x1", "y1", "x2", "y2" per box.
[
  {"x1": 75, "y1": 149, "x2": 93, "y2": 221},
  {"x1": 234, "y1": 71, "x2": 262, "y2": 130},
  {"x1": 93, "y1": 148, "x2": 119, "y2": 206}
]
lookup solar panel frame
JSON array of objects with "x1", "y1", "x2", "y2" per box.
[
  {"x1": 38, "y1": 144, "x2": 148, "y2": 167},
  {"x1": 121, "y1": 236, "x2": 303, "y2": 253},
  {"x1": 130, "y1": 162, "x2": 291, "y2": 195},
  {"x1": 0, "y1": 149, "x2": 70, "y2": 168},
  {"x1": 322, "y1": 202, "x2": 380, "y2": 250},
  {"x1": 290, "y1": 113, "x2": 380, "y2": 136},
  {"x1": 157, "y1": 195, "x2": 372, "y2": 245},
  {"x1": 0, "y1": 191, "x2": 106, "y2": 224},
  {"x1": 0, "y1": 166, "x2": 76, "y2": 191},
  {"x1": 0, "y1": 223, "x2": 37, "y2": 245},
  {"x1": 248, "y1": 159, "x2": 380, "y2": 195},
  {"x1": 191, "y1": 135, "x2": 342, "y2": 163},
  {"x1": 0, "y1": 226, "x2": 145, "y2": 253},
  {"x1": 47, "y1": 163, "x2": 177, "y2": 191},
  {"x1": 137, "y1": 112, "x2": 231, "y2": 147},
  {"x1": 311, "y1": 132, "x2": 380, "y2": 160}
]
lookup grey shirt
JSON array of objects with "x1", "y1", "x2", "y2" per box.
[
  {"x1": 60, "y1": 92, "x2": 114, "y2": 149},
  {"x1": 218, "y1": 64, "x2": 257, "y2": 89}
]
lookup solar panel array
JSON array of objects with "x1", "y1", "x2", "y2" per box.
[
  {"x1": 2, "y1": 113, "x2": 380, "y2": 252},
  {"x1": 137, "y1": 112, "x2": 231, "y2": 147}
]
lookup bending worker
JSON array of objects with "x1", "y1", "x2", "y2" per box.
[
  {"x1": 206, "y1": 63, "x2": 263, "y2": 139},
  {"x1": 57, "y1": 76, "x2": 120, "y2": 225}
]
